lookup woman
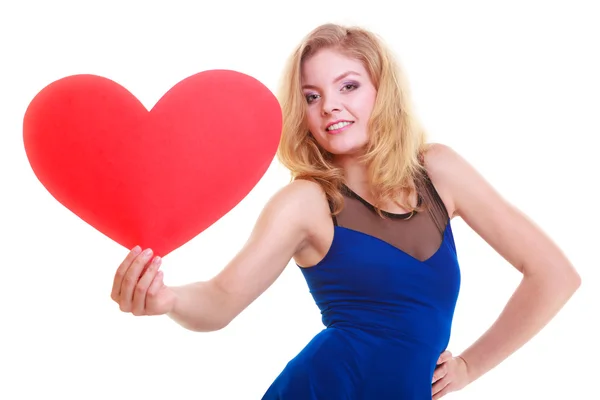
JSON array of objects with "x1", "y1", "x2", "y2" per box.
[{"x1": 110, "y1": 24, "x2": 581, "y2": 399}]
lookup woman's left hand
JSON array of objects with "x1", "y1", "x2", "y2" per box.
[{"x1": 432, "y1": 350, "x2": 471, "y2": 399}]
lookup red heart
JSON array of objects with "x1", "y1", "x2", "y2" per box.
[{"x1": 23, "y1": 71, "x2": 282, "y2": 257}]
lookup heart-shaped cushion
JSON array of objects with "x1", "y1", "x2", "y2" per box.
[{"x1": 23, "y1": 70, "x2": 282, "y2": 257}]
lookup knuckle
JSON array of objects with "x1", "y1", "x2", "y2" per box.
[
  {"x1": 147, "y1": 286, "x2": 158, "y2": 298},
  {"x1": 123, "y1": 276, "x2": 136, "y2": 287},
  {"x1": 135, "y1": 284, "x2": 146, "y2": 294}
]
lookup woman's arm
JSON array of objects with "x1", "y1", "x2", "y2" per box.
[
  {"x1": 425, "y1": 143, "x2": 581, "y2": 385},
  {"x1": 166, "y1": 179, "x2": 329, "y2": 332}
]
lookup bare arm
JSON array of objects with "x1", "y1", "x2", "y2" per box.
[
  {"x1": 425, "y1": 143, "x2": 581, "y2": 385},
  {"x1": 166, "y1": 179, "x2": 327, "y2": 332}
]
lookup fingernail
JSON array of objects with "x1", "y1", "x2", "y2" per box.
[
  {"x1": 142, "y1": 248, "x2": 153, "y2": 258},
  {"x1": 132, "y1": 246, "x2": 141, "y2": 254},
  {"x1": 153, "y1": 256, "x2": 162, "y2": 265}
]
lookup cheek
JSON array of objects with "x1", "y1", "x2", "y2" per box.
[
  {"x1": 353, "y1": 91, "x2": 377, "y2": 119},
  {"x1": 359, "y1": 99, "x2": 376, "y2": 118},
  {"x1": 306, "y1": 108, "x2": 322, "y2": 132}
]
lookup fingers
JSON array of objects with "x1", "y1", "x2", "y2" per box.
[
  {"x1": 118, "y1": 248, "x2": 154, "y2": 312},
  {"x1": 147, "y1": 270, "x2": 165, "y2": 299},
  {"x1": 432, "y1": 350, "x2": 452, "y2": 384},
  {"x1": 432, "y1": 375, "x2": 449, "y2": 393},
  {"x1": 432, "y1": 350, "x2": 461, "y2": 399},
  {"x1": 131, "y1": 255, "x2": 162, "y2": 315},
  {"x1": 432, "y1": 362, "x2": 447, "y2": 383},
  {"x1": 432, "y1": 380, "x2": 451, "y2": 400},
  {"x1": 437, "y1": 350, "x2": 452, "y2": 365},
  {"x1": 111, "y1": 246, "x2": 142, "y2": 302}
]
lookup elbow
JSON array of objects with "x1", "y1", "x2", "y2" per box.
[
  {"x1": 523, "y1": 258, "x2": 581, "y2": 295},
  {"x1": 187, "y1": 318, "x2": 230, "y2": 333},
  {"x1": 191, "y1": 308, "x2": 237, "y2": 333},
  {"x1": 208, "y1": 316, "x2": 234, "y2": 332},
  {"x1": 558, "y1": 262, "x2": 582, "y2": 293},
  {"x1": 561, "y1": 271, "x2": 581, "y2": 304},
  {"x1": 533, "y1": 263, "x2": 582, "y2": 296},
  {"x1": 567, "y1": 269, "x2": 582, "y2": 292}
]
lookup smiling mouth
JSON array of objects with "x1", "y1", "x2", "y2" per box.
[{"x1": 326, "y1": 121, "x2": 354, "y2": 131}]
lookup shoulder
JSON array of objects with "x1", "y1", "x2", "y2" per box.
[
  {"x1": 421, "y1": 142, "x2": 469, "y2": 177},
  {"x1": 268, "y1": 178, "x2": 329, "y2": 209},
  {"x1": 421, "y1": 141, "x2": 514, "y2": 222},
  {"x1": 420, "y1": 142, "x2": 485, "y2": 219},
  {"x1": 261, "y1": 178, "x2": 330, "y2": 229},
  {"x1": 419, "y1": 143, "x2": 462, "y2": 217},
  {"x1": 257, "y1": 178, "x2": 332, "y2": 259}
]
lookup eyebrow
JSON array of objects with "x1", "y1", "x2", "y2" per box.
[{"x1": 301, "y1": 70, "x2": 361, "y2": 90}]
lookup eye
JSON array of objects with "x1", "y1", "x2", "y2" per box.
[
  {"x1": 305, "y1": 93, "x2": 320, "y2": 104},
  {"x1": 341, "y1": 82, "x2": 359, "y2": 92}
]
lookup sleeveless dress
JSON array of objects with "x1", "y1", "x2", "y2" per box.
[{"x1": 262, "y1": 174, "x2": 461, "y2": 399}]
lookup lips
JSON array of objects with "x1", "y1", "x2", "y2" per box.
[{"x1": 326, "y1": 120, "x2": 354, "y2": 131}]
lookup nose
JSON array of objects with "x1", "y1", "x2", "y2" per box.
[{"x1": 320, "y1": 94, "x2": 342, "y2": 116}]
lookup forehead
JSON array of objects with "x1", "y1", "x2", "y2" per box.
[{"x1": 301, "y1": 48, "x2": 368, "y2": 86}]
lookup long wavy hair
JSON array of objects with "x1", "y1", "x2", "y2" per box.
[{"x1": 276, "y1": 23, "x2": 430, "y2": 215}]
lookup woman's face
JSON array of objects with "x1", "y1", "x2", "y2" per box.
[{"x1": 301, "y1": 48, "x2": 377, "y2": 158}]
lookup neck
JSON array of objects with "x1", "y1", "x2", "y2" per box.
[{"x1": 334, "y1": 154, "x2": 370, "y2": 191}]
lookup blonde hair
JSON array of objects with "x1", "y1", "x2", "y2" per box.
[{"x1": 276, "y1": 23, "x2": 429, "y2": 214}]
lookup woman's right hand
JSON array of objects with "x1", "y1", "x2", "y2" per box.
[
  {"x1": 109, "y1": 179, "x2": 329, "y2": 331},
  {"x1": 111, "y1": 246, "x2": 177, "y2": 316}
]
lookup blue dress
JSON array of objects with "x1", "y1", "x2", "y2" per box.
[{"x1": 262, "y1": 176, "x2": 461, "y2": 399}]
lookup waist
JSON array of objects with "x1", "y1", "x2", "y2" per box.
[{"x1": 320, "y1": 306, "x2": 453, "y2": 351}]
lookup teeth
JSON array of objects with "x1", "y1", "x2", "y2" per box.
[{"x1": 327, "y1": 121, "x2": 352, "y2": 131}]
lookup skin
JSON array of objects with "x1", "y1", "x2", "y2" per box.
[{"x1": 111, "y1": 48, "x2": 581, "y2": 398}]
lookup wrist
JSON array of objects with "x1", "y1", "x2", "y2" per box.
[
  {"x1": 456, "y1": 354, "x2": 474, "y2": 386},
  {"x1": 166, "y1": 285, "x2": 186, "y2": 320}
]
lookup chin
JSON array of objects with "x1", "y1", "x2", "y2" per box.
[
  {"x1": 327, "y1": 144, "x2": 366, "y2": 158},
  {"x1": 323, "y1": 137, "x2": 367, "y2": 156}
]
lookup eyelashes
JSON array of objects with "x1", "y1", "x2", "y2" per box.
[
  {"x1": 304, "y1": 81, "x2": 360, "y2": 103},
  {"x1": 305, "y1": 93, "x2": 319, "y2": 103},
  {"x1": 341, "y1": 81, "x2": 360, "y2": 91}
]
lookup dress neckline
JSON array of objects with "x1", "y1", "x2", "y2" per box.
[{"x1": 340, "y1": 184, "x2": 419, "y2": 220}]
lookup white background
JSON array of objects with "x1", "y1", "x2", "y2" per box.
[{"x1": 1, "y1": 1, "x2": 598, "y2": 399}]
